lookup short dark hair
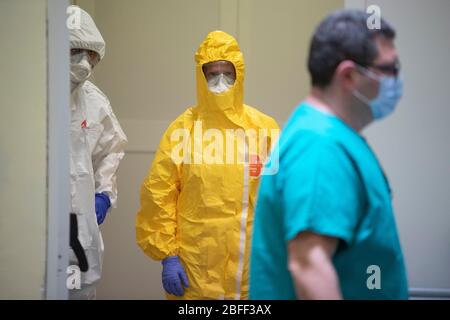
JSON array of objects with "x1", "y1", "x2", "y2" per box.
[{"x1": 308, "y1": 9, "x2": 396, "y2": 88}]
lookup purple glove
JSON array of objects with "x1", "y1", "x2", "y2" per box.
[
  {"x1": 95, "y1": 192, "x2": 110, "y2": 225},
  {"x1": 162, "y1": 256, "x2": 189, "y2": 296}
]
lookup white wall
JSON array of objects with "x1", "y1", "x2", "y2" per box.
[
  {"x1": 239, "y1": 0, "x2": 344, "y2": 123},
  {"x1": 0, "y1": 0, "x2": 48, "y2": 299},
  {"x1": 346, "y1": 0, "x2": 450, "y2": 297}
]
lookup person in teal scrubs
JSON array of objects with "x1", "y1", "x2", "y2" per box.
[{"x1": 250, "y1": 9, "x2": 408, "y2": 300}]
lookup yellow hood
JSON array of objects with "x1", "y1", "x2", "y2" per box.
[{"x1": 194, "y1": 31, "x2": 245, "y2": 127}]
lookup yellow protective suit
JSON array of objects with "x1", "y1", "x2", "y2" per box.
[{"x1": 136, "y1": 31, "x2": 279, "y2": 300}]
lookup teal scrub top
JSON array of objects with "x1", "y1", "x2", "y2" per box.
[{"x1": 249, "y1": 102, "x2": 408, "y2": 300}]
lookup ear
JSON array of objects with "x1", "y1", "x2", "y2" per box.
[{"x1": 334, "y1": 60, "x2": 358, "y2": 93}]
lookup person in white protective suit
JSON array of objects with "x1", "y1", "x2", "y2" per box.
[{"x1": 68, "y1": 5, "x2": 127, "y2": 299}]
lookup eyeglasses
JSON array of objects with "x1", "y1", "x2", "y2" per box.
[{"x1": 368, "y1": 60, "x2": 401, "y2": 77}]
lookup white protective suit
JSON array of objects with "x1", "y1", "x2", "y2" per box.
[{"x1": 69, "y1": 6, "x2": 127, "y2": 299}]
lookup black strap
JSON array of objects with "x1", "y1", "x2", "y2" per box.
[{"x1": 70, "y1": 213, "x2": 89, "y2": 272}]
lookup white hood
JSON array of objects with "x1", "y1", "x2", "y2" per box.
[{"x1": 69, "y1": 5, "x2": 105, "y2": 60}]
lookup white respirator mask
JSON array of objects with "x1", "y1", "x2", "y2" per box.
[
  {"x1": 70, "y1": 51, "x2": 92, "y2": 90},
  {"x1": 207, "y1": 73, "x2": 235, "y2": 94}
]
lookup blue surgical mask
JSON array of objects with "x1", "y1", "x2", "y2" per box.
[{"x1": 353, "y1": 69, "x2": 403, "y2": 120}]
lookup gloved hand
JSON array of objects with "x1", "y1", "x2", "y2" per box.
[
  {"x1": 162, "y1": 256, "x2": 189, "y2": 296},
  {"x1": 95, "y1": 192, "x2": 111, "y2": 225}
]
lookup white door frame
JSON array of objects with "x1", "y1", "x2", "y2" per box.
[{"x1": 45, "y1": 0, "x2": 70, "y2": 300}]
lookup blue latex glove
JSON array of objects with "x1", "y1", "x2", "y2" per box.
[
  {"x1": 162, "y1": 256, "x2": 189, "y2": 296},
  {"x1": 95, "y1": 192, "x2": 110, "y2": 225}
]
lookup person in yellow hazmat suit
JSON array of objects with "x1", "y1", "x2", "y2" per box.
[{"x1": 136, "y1": 30, "x2": 279, "y2": 300}]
